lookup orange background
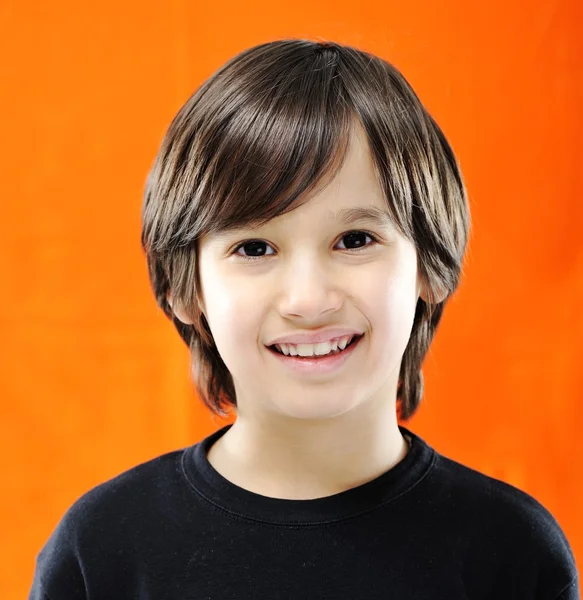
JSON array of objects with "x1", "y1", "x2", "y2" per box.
[{"x1": 1, "y1": 0, "x2": 582, "y2": 596}]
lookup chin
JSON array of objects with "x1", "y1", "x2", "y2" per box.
[{"x1": 269, "y1": 393, "x2": 363, "y2": 421}]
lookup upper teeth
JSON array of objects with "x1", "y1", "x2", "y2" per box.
[{"x1": 274, "y1": 335, "x2": 355, "y2": 357}]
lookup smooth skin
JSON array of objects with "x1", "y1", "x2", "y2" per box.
[{"x1": 171, "y1": 123, "x2": 444, "y2": 500}]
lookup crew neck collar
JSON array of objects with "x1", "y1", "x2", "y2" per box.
[{"x1": 182, "y1": 423, "x2": 436, "y2": 525}]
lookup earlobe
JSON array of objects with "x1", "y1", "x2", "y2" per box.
[
  {"x1": 432, "y1": 283, "x2": 448, "y2": 304},
  {"x1": 418, "y1": 281, "x2": 448, "y2": 305},
  {"x1": 167, "y1": 294, "x2": 195, "y2": 325}
]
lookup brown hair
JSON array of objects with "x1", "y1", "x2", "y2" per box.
[{"x1": 141, "y1": 38, "x2": 471, "y2": 421}]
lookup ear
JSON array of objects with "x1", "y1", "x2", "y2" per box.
[
  {"x1": 417, "y1": 278, "x2": 448, "y2": 305},
  {"x1": 167, "y1": 294, "x2": 195, "y2": 325}
]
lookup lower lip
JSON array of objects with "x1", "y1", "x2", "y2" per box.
[{"x1": 266, "y1": 335, "x2": 364, "y2": 376}]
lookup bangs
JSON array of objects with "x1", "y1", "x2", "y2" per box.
[
  {"x1": 143, "y1": 37, "x2": 468, "y2": 300},
  {"x1": 150, "y1": 42, "x2": 356, "y2": 248}
]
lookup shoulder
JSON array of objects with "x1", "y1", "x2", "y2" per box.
[
  {"x1": 32, "y1": 447, "x2": 188, "y2": 595},
  {"x1": 431, "y1": 452, "x2": 579, "y2": 598},
  {"x1": 433, "y1": 451, "x2": 570, "y2": 535},
  {"x1": 61, "y1": 446, "x2": 188, "y2": 541}
]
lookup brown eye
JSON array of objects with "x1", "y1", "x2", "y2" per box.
[
  {"x1": 336, "y1": 231, "x2": 378, "y2": 251},
  {"x1": 233, "y1": 240, "x2": 275, "y2": 260}
]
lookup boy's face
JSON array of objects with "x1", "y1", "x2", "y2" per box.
[{"x1": 175, "y1": 124, "x2": 430, "y2": 421}]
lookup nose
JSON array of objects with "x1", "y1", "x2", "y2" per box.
[{"x1": 276, "y1": 257, "x2": 343, "y2": 322}]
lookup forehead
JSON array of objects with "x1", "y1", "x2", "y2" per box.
[
  {"x1": 311, "y1": 125, "x2": 385, "y2": 210},
  {"x1": 197, "y1": 120, "x2": 402, "y2": 251},
  {"x1": 264, "y1": 126, "x2": 389, "y2": 227}
]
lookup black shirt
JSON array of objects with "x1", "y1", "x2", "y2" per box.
[{"x1": 29, "y1": 424, "x2": 579, "y2": 599}]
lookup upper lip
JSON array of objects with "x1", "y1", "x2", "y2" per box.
[{"x1": 267, "y1": 327, "x2": 364, "y2": 346}]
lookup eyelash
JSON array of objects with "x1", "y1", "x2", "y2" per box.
[{"x1": 231, "y1": 230, "x2": 381, "y2": 262}]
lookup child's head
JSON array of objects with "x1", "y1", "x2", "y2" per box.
[{"x1": 141, "y1": 39, "x2": 470, "y2": 423}]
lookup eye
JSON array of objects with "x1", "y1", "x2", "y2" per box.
[
  {"x1": 231, "y1": 230, "x2": 380, "y2": 262},
  {"x1": 335, "y1": 230, "x2": 379, "y2": 251},
  {"x1": 233, "y1": 240, "x2": 276, "y2": 261}
]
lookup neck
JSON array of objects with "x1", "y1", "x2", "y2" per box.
[{"x1": 206, "y1": 402, "x2": 410, "y2": 500}]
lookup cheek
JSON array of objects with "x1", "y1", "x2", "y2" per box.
[
  {"x1": 363, "y1": 271, "x2": 419, "y2": 348},
  {"x1": 201, "y1": 274, "x2": 263, "y2": 355}
]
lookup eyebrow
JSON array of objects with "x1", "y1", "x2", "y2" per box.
[
  {"x1": 327, "y1": 206, "x2": 395, "y2": 228},
  {"x1": 213, "y1": 206, "x2": 395, "y2": 240}
]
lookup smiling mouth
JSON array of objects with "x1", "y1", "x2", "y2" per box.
[{"x1": 267, "y1": 334, "x2": 364, "y2": 359}]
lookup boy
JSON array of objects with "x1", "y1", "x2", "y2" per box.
[{"x1": 29, "y1": 39, "x2": 579, "y2": 599}]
